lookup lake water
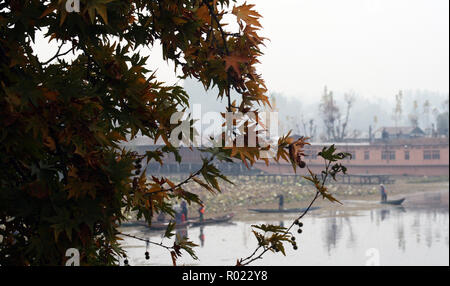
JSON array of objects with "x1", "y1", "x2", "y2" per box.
[{"x1": 119, "y1": 191, "x2": 449, "y2": 266}]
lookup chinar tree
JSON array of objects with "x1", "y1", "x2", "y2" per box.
[
  {"x1": 0, "y1": 0, "x2": 349, "y2": 266},
  {"x1": 319, "y1": 86, "x2": 354, "y2": 142}
]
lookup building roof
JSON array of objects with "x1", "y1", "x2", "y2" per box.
[
  {"x1": 376, "y1": 126, "x2": 425, "y2": 136},
  {"x1": 310, "y1": 142, "x2": 370, "y2": 147},
  {"x1": 372, "y1": 137, "x2": 449, "y2": 146}
]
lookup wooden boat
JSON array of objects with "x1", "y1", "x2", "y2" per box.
[
  {"x1": 149, "y1": 221, "x2": 190, "y2": 230},
  {"x1": 120, "y1": 220, "x2": 189, "y2": 230},
  {"x1": 248, "y1": 206, "x2": 320, "y2": 214},
  {"x1": 380, "y1": 198, "x2": 405, "y2": 205},
  {"x1": 190, "y1": 214, "x2": 234, "y2": 227},
  {"x1": 121, "y1": 214, "x2": 234, "y2": 230}
]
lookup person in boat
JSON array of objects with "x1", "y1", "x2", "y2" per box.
[
  {"x1": 181, "y1": 200, "x2": 188, "y2": 221},
  {"x1": 174, "y1": 203, "x2": 183, "y2": 224},
  {"x1": 278, "y1": 194, "x2": 284, "y2": 210},
  {"x1": 157, "y1": 212, "x2": 166, "y2": 223},
  {"x1": 198, "y1": 205, "x2": 206, "y2": 223},
  {"x1": 380, "y1": 184, "x2": 387, "y2": 202}
]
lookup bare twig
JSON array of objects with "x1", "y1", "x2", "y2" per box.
[
  {"x1": 118, "y1": 232, "x2": 173, "y2": 250},
  {"x1": 202, "y1": 0, "x2": 232, "y2": 110},
  {"x1": 42, "y1": 45, "x2": 75, "y2": 65},
  {"x1": 240, "y1": 159, "x2": 333, "y2": 266},
  {"x1": 202, "y1": 0, "x2": 229, "y2": 55},
  {"x1": 143, "y1": 154, "x2": 216, "y2": 197}
]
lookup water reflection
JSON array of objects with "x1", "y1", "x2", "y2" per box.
[
  {"x1": 344, "y1": 216, "x2": 356, "y2": 250},
  {"x1": 199, "y1": 226, "x2": 205, "y2": 247},
  {"x1": 323, "y1": 213, "x2": 342, "y2": 255},
  {"x1": 120, "y1": 202, "x2": 449, "y2": 266},
  {"x1": 175, "y1": 227, "x2": 189, "y2": 243}
]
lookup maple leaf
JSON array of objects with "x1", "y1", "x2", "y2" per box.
[
  {"x1": 1, "y1": 0, "x2": 302, "y2": 266},
  {"x1": 41, "y1": 89, "x2": 59, "y2": 101},
  {"x1": 39, "y1": 3, "x2": 57, "y2": 19},
  {"x1": 170, "y1": 252, "x2": 176, "y2": 266},
  {"x1": 224, "y1": 55, "x2": 248, "y2": 77},
  {"x1": 87, "y1": 0, "x2": 114, "y2": 24},
  {"x1": 43, "y1": 136, "x2": 56, "y2": 151},
  {"x1": 196, "y1": 5, "x2": 211, "y2": 25},
  {"x1": 232, "y1": 2, "x2": 262, "y2": 27},
  {"x1": 109, "y1": 131, "x2": 126, "y2": 142},
  {"x1": 27, "y1": 181, "x2": 49, "y2": 199}
]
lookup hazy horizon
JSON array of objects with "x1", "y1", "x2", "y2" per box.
[
  {"x1": 32, "y1": 0, "x2": 449, "y2": 104},
  {"x1": 147, "y1": 0, "x2": 450, "y2": 103}
]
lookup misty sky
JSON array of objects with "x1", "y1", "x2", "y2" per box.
[
  {"x1": 32, "y1": 0, "x2": 449, "y2": 104},
  {"x1": 148, "y1": 0, "x2": 450, "y2": 103}
]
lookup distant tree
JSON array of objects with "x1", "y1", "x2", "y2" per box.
[
  {"x1": 444, "y1": 98, "x2": 449, "y2": 110},
  {"x1": 319, "y1": 87, "x2": 354, "y2": 142},
  {"x1": 408, "y1": 100, "x2": 419, "y2": 128},
  {"x1": 423, "y1": 100, "x2": 431, "y2": 132},
  {"x1": 286, "y1": 114, "x2": 317, "y2": 141},
  {"x1": 305, "y1": 118, "x2": 317, "y2": 141},
  {"x1": 392, "y1": 90, "x2": 403, "y2": 129},
  {"x1": 371, "y1": 116, "x2": 378, "y2": 140},
  {"x1": 436, "y1": 112, "x2": 449, "y2": 137},
  {"x1": 336, "y1": 93, "x2": 355, "y2": 140},
  {"x1": 319, "y1": 86, "x2": 339, "y2": 141},
  {"x1": 431, "y1": 99, "x2": 449, "y2": 137}
]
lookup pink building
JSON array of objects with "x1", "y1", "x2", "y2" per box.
[{"x1": 255, "y1": 138, "x2": 449, "y2": 176}]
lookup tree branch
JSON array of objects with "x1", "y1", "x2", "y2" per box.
[
  {"x1": 240, "y1": 158, "x2": 334, "y2": 266},
  {"x1": 118, "y1": 232, "x2": 173, "y2": 250},
  {"x1": 202, "y1": 0, "x2": 232, "y2": 110},
  {"x1": 144, "y1": 154, "x2": 217, "y2": 197},
  {"x1": 202, "y1": 0, "x2": 230, "y2": 55},
  {"x1": 42, "y1": 45, "x2": 75, "y2": 65}
]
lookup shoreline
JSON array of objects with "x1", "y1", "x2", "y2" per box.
[
  {"x1": 185, "y1": 178, "x2": 449, "y2": 220},
  {"x1": 122, "y1": 178, "x2": 449, "y2": 224}
]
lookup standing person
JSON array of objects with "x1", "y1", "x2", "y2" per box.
[
  {"x1": 157, "y1": 212, "x2": 166, "y2": 223},
  {"x1": 174, "y1": 203, "x2": 182, "y2": 224},
  {"x1": 278, "y1": 194, "x2": 284, "y2": 210},
  {"x1": 198, "y1": 205, "x2": 205, "y2": 223},
  {"x1": 181, "y1": 201, "x2": 188, "y2": 222},
  {"x1": 380, "y1": 184, "x2": 387, "y2": 202}
]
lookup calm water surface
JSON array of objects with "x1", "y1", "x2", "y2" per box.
[{"x1": 120, "y1": 191, "x2": 449, "y2": 266}]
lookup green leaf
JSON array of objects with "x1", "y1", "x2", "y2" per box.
[{"x1": 164, "y1": 221, "x2": 176, "y2": 239}]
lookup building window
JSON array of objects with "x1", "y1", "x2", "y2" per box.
[
  {"x1": 348, "y1": 151, "x2": 356, "y2": 160},
  {"x1": 405, "y1": 151, "x2": 410, "y2": 160},
  {"x1": 423, "y1": 150, "x2": 439, "y2": 160},
  {"x1": 382, "y1": 151, "x2": 396, "y2": 160},
  {"x1": 390, "y1": 151, "x2": 396, "y2": 160},
  {"x1": 364, "y1": 151, "x2": 370, "y2": 160},
  {"x1": 432, "y1": 150, "x2": 440, "y2": 160}
]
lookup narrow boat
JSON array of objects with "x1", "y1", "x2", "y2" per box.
[
  {"x1": 380, "y1": 198, "x2": 405, "y2": 205},
  {"x1": 248, "y1": 206, "x2": 320, "y2": 214},
  {"x1": 190, "y1": 214, "x2": 234, "y2": 227},
  {"x1": 120, "y1": 220, "x2": 189, "y2": 230},
  {"x1": 149, "y1": 221, "x2": 190, "y2": 230}
]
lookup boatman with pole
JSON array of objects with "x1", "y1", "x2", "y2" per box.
[
  {"x1": 198, "y1": 204, "x2": 205, "y2": 223},
  {"x1": 181, "y1": 200, "x2": 188, "y2": 222},
  {"x1": 278, "y1": 194, "x2": 284, "y2": 210},
  {"x1": 380, "y1": 184, "x2": 387, "y2": 202}
]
